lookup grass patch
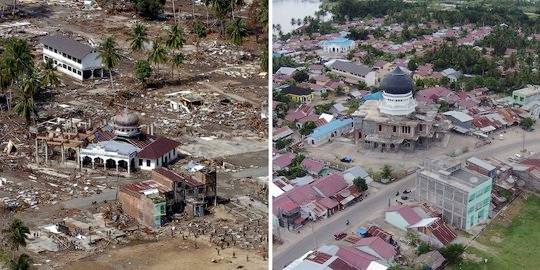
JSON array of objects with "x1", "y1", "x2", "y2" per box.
[{"x1": 452, "y1": 195, "x2": 540, "y2": 269}]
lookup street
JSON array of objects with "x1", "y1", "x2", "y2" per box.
[{"x1": 273, "y1": 130, "x2": 540, "y2": 269}]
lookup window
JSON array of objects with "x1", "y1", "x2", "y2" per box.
[
  {"x1": 419, "y1": 125, "x2": 423, "y2": 131},
  {"x1": 139, "y1": 159, "x2": 143, "y2": 166},
  {"x1": 378, "y1": 125, "x2": 382, "y2": 131},
  {"x1": 156, "y1": 159, "x2": 159, "y2": 166},
  {"x1": 393, "y1": 126, "x2": 396, "y2": 132},
  {"x1": 146, "y1": 160, "x2": 150, "y2": 167}
]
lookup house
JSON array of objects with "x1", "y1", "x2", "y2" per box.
[
  {"x1": 384, "y1": 204, "x2": 430, "y2": 231},
  {"x1": 273, "y1": 127, "x2": 294, "y2": 142},
  {"x1": 354, "y1": 236, "x2": 397, "y2": 264},
  {"x1": 343, "y1": 166, "x2": 374, "y2": 185},
  {"x1": 285, "y1": 104, "x2": 314, "y2": 122},
  {"x1": 443, "y1": 111, "x2": 474, "y2": 133},
  {"x1": 311, "y1": 174, "x2": 348, "y2": 198},
  {"x1": 276, "y1": 67, "x2": 298, "y2": 76},
  {"x1": 441, "y1": 68, "x2": 462, "y2": 82},
  {"x1": 415, "y1": 250, "x2": 445, "y2": 270},
  {"x1": 40, "y1": 34, "x2": 103, "y2": 80},
  {"x1": 118, "y1": 180, "x2": 167, "y2": 228},
  {"x1": 305, "y1": 118, "x2": 355, "y2": 146},
  {"x1": 301, "y1": 158, "x2": 325, "y2": 175},
  {"x1": 308, "y1": 64, "x2": 324, "y2": 75},
  {"x1": 281, "y1": 86, "x2": 314, "y2": 102},
  {"x1": 328, "y1": 60, "x2": 377, "y2": 86},
  {"x1": 321, "y1": 37, "x2": 355, "y2": 54},
  {"x1": 512, "y1": 85, "x2": 540, "y2": 106},
  {"x1": 284, "y1": 245, "x2": 388, "y2": 270},
  {"x1": 330, "y1": 103, "x2": 348, "y2": 115},
  {"x1": 273, "y1": 152, "x2": 295, "y2": 171}
]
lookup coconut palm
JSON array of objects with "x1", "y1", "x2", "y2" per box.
[
  {"x1": 8, "y1": 254, "x2": 32, "y2": 270},
  {"x1": 226, "y1": 18, "x2": 248, "y2": 46},
  {"x1": 97, "y1": 37, "x2": 122, "y2": 90},
  {"x1": 193, "y1": 21, "x2": 207, "y2": 52},
  {"x1": 39, "y1": 59, "x2": 60, "y2": 89},
  {"x1": 170, "y1": 53, "x2": 184, "y2": 78},
  {"x1": 128, "y1": 22, "x2": 149, "y2": 53},
  {"x1": 13, "y1": 74, "x2": 39, "y2": 125},
  {"x1": 3, "y1": 37, "x2": 33, "y2": 77},
  {"x1": 257, "y1": 0, "x2": 268, "y2": 28},
  {"x1": 166, "y1": 23, "x2": 186, "y2": 52},
  {"x1": 147, "y1": 38, "x2": 168, "y2": 73},
  {"x1": 210, "y1": 0, "x2": 232, "y2": 36},
  {"x1": 3, "y1": 219, "x2": 30, "y2": 251}
]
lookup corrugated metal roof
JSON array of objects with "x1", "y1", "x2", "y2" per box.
[{"x1": 40, "y1": 34, "x2": 94, "y2": 59}]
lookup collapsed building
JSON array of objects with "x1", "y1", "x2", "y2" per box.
[
  {"x1": 119, "y1": 165, "x2": 218, "y2": 228},
  {"x1": 353, "y1": 67, "x2": 449, "y2": 152},
  {"x1": 34, "y1": 108, "x2": 180, "y2": 174}
]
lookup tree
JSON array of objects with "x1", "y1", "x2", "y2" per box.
[
  {"x1": 381, "y1": 165, "x2": 392, "y2": 180},
  {"x1": 226, "y1": 18, "x2": 248, "y2": 46},
  {"x1": 521, "y1": 117, "x2": 536, "y2": 130},
  {"x1": 39, "y1": 59, "x2": 60, "y2": 89},
  {"x1": 192, "y1": 21, "x2": 207, "y2": 52},
  {"x1": 292, "y1": 70, "x2": 309, "y2": 83},
  {"x1": 147, "y1": 38, "x2": 168, "y2": 73},
  {"x1": 8, "y1": 254, "x2": 32, "y2": 270},
  {"x1": 440, "y1": 243, "x2": 466, "y2": 265},
  {"x1": 3, "y1": 37, "x2": 33, "y2": 77},
  {"x1": 13, "y1": 73, "x2": 39, "y2": 125},
  {"x1": 437, "y1": 100, "x2": 450, "y2": 112},
  {"x1": 97, "y1": 37, "x2": 121, "y2": 90},
  {"x1": 353, "y1": 177, "x2": 368, "y2": 192},
  {"x1": 3, "y1": 219, "x2": 30, "y2": 251},
  {"x1": 166, "y1": 23, "x2": 185, "y2": 52},
  {"x1": 134, "y1": 60, "x2": 152, "y2": 84},
  {"x1": 128, "y1": 22, "x2": 149, "y2": 52},
  {"x1": 407, "y1": 59, "x2": 418, "y2": 71},
  {"x1": 416, "y1": 242, "x2": 431, "y2": 255},
  {"x1": 357, "y1": 80, "x2": 367, "y2": 89},
  {"x1": 170, "y1": 53, "x2": 184, "y2": 78},
  {"x1": 210, "y1": 0, "x2": 232, "y2": 36},
  {"x1": 300, "y1": 121, "x2": 317, "y2": 136},
  {"x1": 131, "y1": 0, "x2": 165, "y2": 19}
]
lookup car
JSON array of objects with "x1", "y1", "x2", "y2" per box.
[
  {"x1": 401, "y1": 195, "x2": 409, "y2": 200},
  {"x1": 340, "y1": 156, "x2": 352, "y2": 163}
]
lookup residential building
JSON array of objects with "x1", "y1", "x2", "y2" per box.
[
  {"x1": 281, "y1": 86, "x2": 314, "y2": 102},
  {"x1": 466, "y1": 157, "x2": 497, "y2": 179},
  {"x1": 512, "y1": 85, "x2": 540, "y2": 106},
  {"x1": 40, "y1": 34, "x2": 103, "y2": 80},
  {"x1": 118, "y1": 180, "x2": 168, "y2": 228},
  {"x1": 305, "y1": 118, "x2": 355, "y2": 146},
  {"x1": 415, "y1": 158, "x2": 493, "y2": 230},
  {"x1": 328, "y1": 60, "x2": 377, "y2": 86}
]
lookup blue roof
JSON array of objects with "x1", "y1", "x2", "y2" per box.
[
  {"x1": 362, "y1": 91, "x2": 383, "y2": 101},
  {"x1": 309, "y1": 118, "x2": 353, "y2": 140},
  {"x1": 321, "y1": 37, "x2": 354, "y2": 47}
]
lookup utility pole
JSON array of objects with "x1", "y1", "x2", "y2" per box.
[{"x1": 522, "y1": 129, "x2": 526, "y2": 153}]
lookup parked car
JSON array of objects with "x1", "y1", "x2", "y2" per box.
[
  {"x1": 340, "y1": 156, "x2": 352, "y2": 163},
  {"x1": 334, "y1": 231, "x2": 347, "y2": 240}
]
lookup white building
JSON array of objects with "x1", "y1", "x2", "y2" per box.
[
  {"x1": 378, "y1": 67, "x2": 417, "y2": 116},
  {"x1": 321, "y1": 38, "x2": 355, "y2": 54},
  {"x1": 79, "y1": 108, "x2": 180, "y2": 174},
  {"x1": 40, "y1": 34, "x2": 104, "y2": 81},
  {"x1": 328, "y1": 60, "x2": 377, "y2": 86}
]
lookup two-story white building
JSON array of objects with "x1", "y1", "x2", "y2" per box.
[{"x1": 40, "y1": 34, "x2": 104, "y2": 80}]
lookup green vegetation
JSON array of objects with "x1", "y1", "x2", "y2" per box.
[
  {"x1": 131, "y1": 0, "x2": 165, "y2": 19},
  {"x1": 275, "y1": 138, "x2": 293, "y2": 150},
  {"x1": 353, "y1": 177, "x2": 368, "y2": 192},
  {"x1": 299, "y1": 121, "x2": 317, "y2": 136},
  {"x1": 440, "y1": 243, "x2": 466, "y2": 265},
  {"x1": 134, "y1": 60, "x2": 152, "y2": 84},
  {"x1": 277, "y1": 154, "x2": 307, "y2": 179},
  {"x1": 315, "y1": 102, "x2": 334, "y2": 115},
  {"x1": 272, "y1": 56, "x2": 298, "y2": 73},
  {"x1": 521, "y1": 117, "x2": 536, "y2": 130},
  {"x1": 128, "y1": 22, "x2": 149, "y2": 52},
  {"x1": 98, "y1": 37, "x2": 122, "y2": 89},
  {"x1": 381, "y1": 165, "x2": 393, "y2": 180},
  {"x1": 292, "y1": 70, "x2": 309, "y2": 83},
  {"x1": 227, "y1": 18, "x2": 248, "y2": 46},
  {"x1": 416, "y1": 242, "x2": 431, "y2": 255}
]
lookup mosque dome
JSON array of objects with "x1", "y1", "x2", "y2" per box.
[
  {"x1": 113, "y1": 107, "x2": 140, "y2": 127},
  {"x1": 381, "y1": 67, "x2": 414, "y2": 95}
]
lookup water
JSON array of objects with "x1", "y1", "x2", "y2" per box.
[{"x1": 272, "y1": 0, "x2": 324, "y2": 34}]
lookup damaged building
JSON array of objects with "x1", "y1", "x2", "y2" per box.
[
  {"x1": 353, "y1": 67, "x2": 449, "y2": 152},
  {"x1": 119, "y1": 165, "x2": 217, "y2": 228}
]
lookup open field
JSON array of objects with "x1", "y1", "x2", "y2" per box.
[{"x1": 451, "y1": 194, "x2": 540, "y2": 270}]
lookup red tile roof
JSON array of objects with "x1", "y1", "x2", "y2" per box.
[
  {"x1": 136, "y1": 136, "x2": 180, "y2": 159},
  {"x1": 355, "y1": 236, "x2": 397, "y2": 260},
  {"x1": 153, "y1": 167, "x2": 203, "y2": 188},
  {"x1": 273, "y1": 195, "x2": 299, "y2": 215},
  {"x1": 336, "y1": 246, "x2": 378, "y2": 270},
  {"x1": 317, "y1": 197, "x2": 339, "y2": 209},
  {"x1": 123, "y1": 179, "x2": 171, "y2": 194},
  {"x1": 301, "y1": 158, "x2": 324, "y2": 174},
  {"x1": 311, "y1": 174, "x2": 348, "y2": 197},
  {"x1": 366, "y1": 226, "x2": 393, "y2": 242},
  {"x1": 429, "y1": 218, "x2": 457, "y2": 245},
  {"x1": 286, "y1": 184, "x2": 320, "y2": 206},
  {"x1": 328, "y1": 258, "x2": 358, "y2": 270}
]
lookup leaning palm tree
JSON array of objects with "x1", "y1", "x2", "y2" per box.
[
  {"x1": 128, "y1": 22, "x2": 149, "y2": 53},
  {"x1": 226, "y1": 18, "x2": 248, "y2": 46},
  {"x1": 97, "y1": 37, "x2": 122, "y2": 90},
  {"x1": 170, "y1": 53, "x2": 184, "y2": 78},
  {"x1": 39, "y1": 59, "x2": 60, "y2": 89},
  {"x1": 147, "y1": 38, "x2": 169, "y2": 74},
  {"x1": 166, "y1": 23, "x2": 186, "y2": 52},
  {"x1": 192, "y1": 21, "x2": 207, "y2": 52},
  {"x1": 4, "y1": 219, "x2": 30, "y2": 251},
  {"x1": 9, "y1": 254, "x2": 32, "y2": 270}
]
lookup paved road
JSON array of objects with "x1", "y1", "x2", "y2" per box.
[
  {"x1": 273, "y1": 133, "x2": 540, "y2": 269},
  {"x1": 63, "y1": 189, "x2": 117, "y2": 209}
]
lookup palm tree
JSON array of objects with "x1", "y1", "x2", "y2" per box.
[
  {"x1": 226, "y1": 18, "x2": 248, "y2": 46},
  {"x1": 9, "y1": 254, "x2": 32, "y2": 270},
  {"x1": 166, "y1": 23, "x2": 186, "y2": 52},
  {"x1": 134, "y1": 60, "x2": 152, "y2": 85},
  {"x1": 4, "y1": 219, "x2": 30, "y2": 251},
  {"x1": 171, "y1": 0, "x2": 178, "y2": 24},
  {"x1": 210, "y1": 0, "x2": 232, "y2": 36},
  {"x1": 128, "y1": 22, "x2": 149, "y2": 53},
  {"x1": 13, "y1": 74, "x2": 38, "y2": 125},
  {"x1": 192, "y1": 21, "x2": 207, "y2": 52},
  {"x1": 147, "y1": 38, "x2": 168, "y2": 73},
  {"x1": 39, "y1": 59, "x2": 60, "y2": 89},
  {"x1": 4, "y1": 37, "x2": 33, "y2": 77},
  {"x1": 97, "y1": 37, "x2": 121, "y2": 90},
  {"x1": 257, "y1": 0, "x2": 268, "y2": 28},
  {"x1": 170, "y1": 53, "x2": 184, "y2": 78}
]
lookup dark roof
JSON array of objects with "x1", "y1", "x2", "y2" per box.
[
  {"x1": 282, "y1": 86, "x2": 312, "y2": 96},
  {"x1": 381, "y1": 67, "x2": 413, "y2": 95},
  {"x1": 40, "y1": 34, "x2": 94, "y2": 59},
  {"x1": 330, "y1": 60, "x2": 372, "y2": 77},
  {"x1": 153, "y1": 167, "x2": 203, "y2": 188},
  {"x1": 136, "y1": 136, "x2": 180, "y2": 159}
]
